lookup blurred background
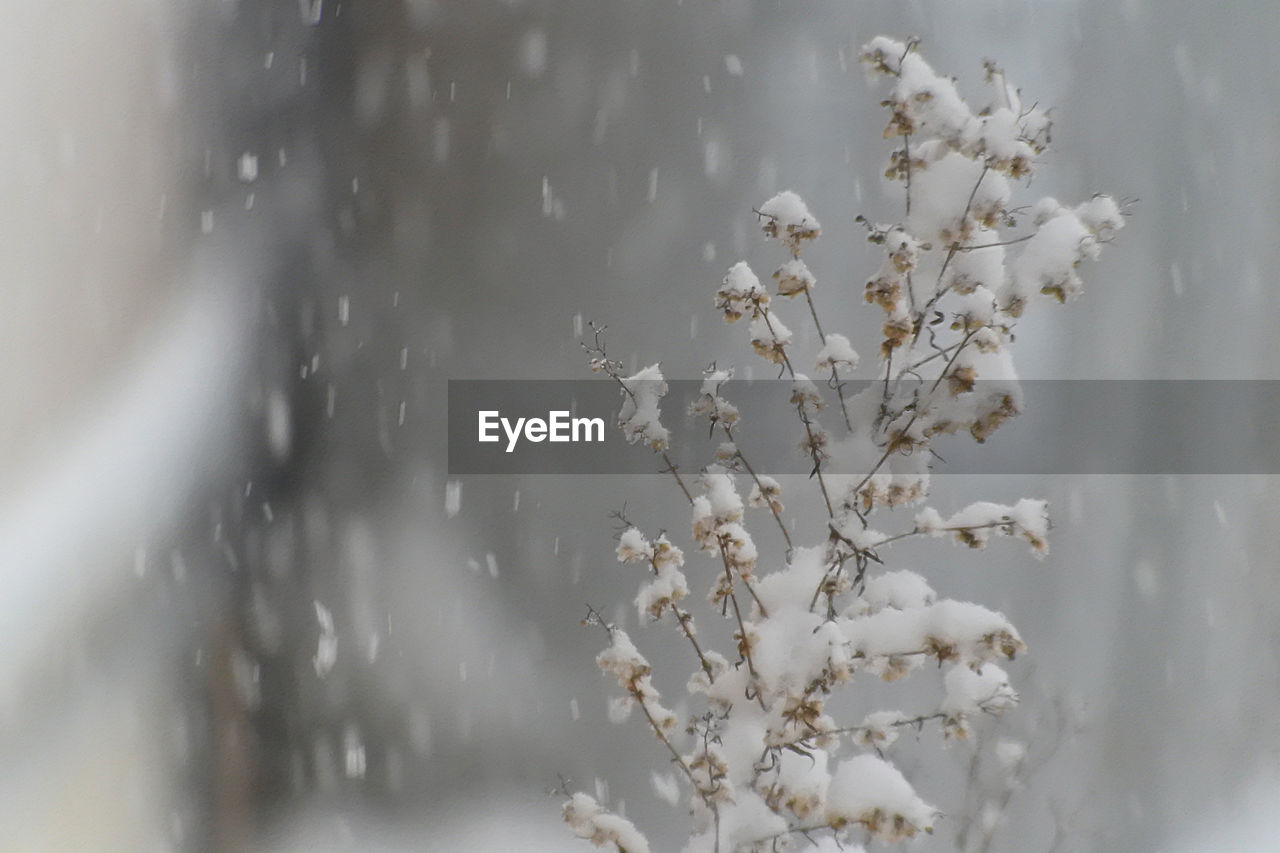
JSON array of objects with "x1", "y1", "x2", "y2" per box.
[{"x1": 2, "y1": 0, "x2": 1278, "y2": 850}]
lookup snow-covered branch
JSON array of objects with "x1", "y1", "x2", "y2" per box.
[{"x1": 563, "y1": 35, "x2": 1123, "y2": 852}]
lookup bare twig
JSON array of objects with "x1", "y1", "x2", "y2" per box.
[{"x1": 724, "y1": 424, "x2": 794, "y2": 560}]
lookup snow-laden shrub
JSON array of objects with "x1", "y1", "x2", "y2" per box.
[{"x1": 565, "y1": 37, "x2": 1123, "y2": 852}]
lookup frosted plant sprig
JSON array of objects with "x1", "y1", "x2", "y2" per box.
[
  {"x1": 615, "y1": 517, "x2": 717, "y2": 681},
  {"x1": 583, "y1": 606, "x2": 723, "y2": 822},
  {"x1": 584, "y1": 328, "x2": 774, "y2": 705},
  {"x1": 716, "y1": 257, "x2": 841, "y2": 516},
  {"x1": 689, "y1": 368, "x2": 795, "y2": 559},
  {"x1": 582, "y1": 323, "x2": 695, "y2": 502},
  {"x1": 563, "y1": 791, "x2": 651, "y2": 853},
  {"x1": 745, "y1": 292, "x2": 837, "y2": 517},
  {"x1": 756, "y1": 191, "x2": 857, "y2": 432},
  {"x1": 563, "y1": 36, "x2": 1124, "y2": 853}
]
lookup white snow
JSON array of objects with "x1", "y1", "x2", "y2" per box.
[
  {"x1": 312, "y1": 600, "x2": 338, "y2": 677},
  {"x1": 815, "y1": 333, "x2": 859, "y2": 372},
  {"x1": 749, "y1": 313, "x2": 792, "y2": 364},
  {"x1": 853, "y1": 710, "x2": 909, "y2": 751},
  {"x1": 651, "y1": 771, "x2": 680, "y2": 806},
  {"x1": 616, "y1": 527, "x2": 652, "y2": 563},
  {"x1": 842, "y1": 598, "x2": 1025, "y2": 667},
  {"x1": 773, "y1": 257, "x2": 815, "y2": 297},
  {"x1": 563, "y1": 793, "x2": 651, "y2": 853},
  {"x1": 517, "y1": 28, "x2": 548, "y2": 77},
  {"x1": 747, "y1": 475, "x2": 783, "y2": 513},
  {"x1": 616, "y1": 364, "x2": 671, "y2": 451},
  {"x1": 940, "y1": 662, "x2": 1017, "y2": 739},
  {"x1": 850, "y1": 569, "x2": 936, "y2": 616},
  {"x1": 825, "y1": 753, "x2": 935, "y2": 841},
  {"x1": 635, "y1": 560, "x2": 689, "y2": 621},
  {"x1": 237, "y1": 152, "x2": 258, "y2": 182},
  {"x1": 445, "y1": 479, "x2": 462, "y2": 518},
  {"x1": 758, "y1": 190, "x2": 821, "y2": 249},
  {"x1": 716, "y1": 260, "x2": 769, "y2": 322}
]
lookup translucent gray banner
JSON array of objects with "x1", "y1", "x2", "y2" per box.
[{"x1": 447, "y1": 380, "x2": 1280, "y2": 475}]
